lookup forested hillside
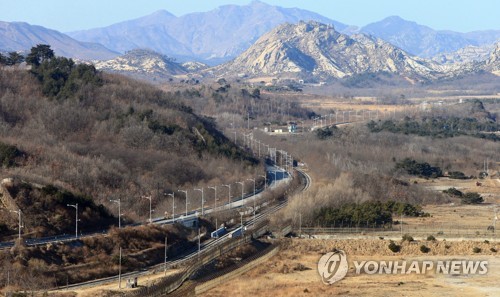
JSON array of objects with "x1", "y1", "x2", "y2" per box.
[{"x1": 0, "y1": 46, "x2": 260, "y2": 226}]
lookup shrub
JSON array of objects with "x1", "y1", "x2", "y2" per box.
[
  {"x1": 395, "y1": 158, "x2": 442, "y2": 178},
  {"x1": 490, "y1": 248, "x2": 497, "y2": 253},
  {"x1": 388, "y1": 241, "x2": 401, "y2": 253},
  {"x1": 420, "y1": 245, "x2": 430, "y2": 253},
  {"x1": 426, "y1": 235, "x2": 436, "y2": 241},
  {"x1": 315, "y1": 126, "x2": 338, "y2": 140},
  {"x1": 472, "y1": 247, "x2": 481, "y2": 253},
  {"x1": 461, "y1": 192, "x2": 484, "y2": 204},
  {"x1": 443, "y1": 187, "x2": 463, "y2": 197},
  {"x1": 402, "y1": 234, "x2": 414, "y2": 242},
  {"x1": 448, "y1": 171, "x2": 468, "y2": 179},
  {"x1": 0, "y1": 142, "x2": 24, "y2": 167}
]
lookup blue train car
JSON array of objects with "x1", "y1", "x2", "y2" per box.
[{"x1": 211, "y1": 227, "x2": 227, "y2": 238}]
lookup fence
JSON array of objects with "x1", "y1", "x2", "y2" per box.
[{"x1": 299, "y1": 225, "x2": 498, "y2": 239}]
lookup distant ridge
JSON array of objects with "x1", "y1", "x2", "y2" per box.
[
  {"x1": 0, "y1": 21, "x2": 118, "y2": 60},
  {"x1": 68, "y1": 1, "x2": 348, "y2": 63}
]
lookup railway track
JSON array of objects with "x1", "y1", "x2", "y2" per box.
[{"x1": 54, "y1": 168, "x2": 311, "y2": 293}]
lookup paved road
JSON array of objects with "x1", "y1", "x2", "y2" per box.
[
  {"x1": 0, "y1": 164, "x2": 290, "y2": 250},
  {"x1": 54, "y1": 168, "x2": 310, "y2": 291}
]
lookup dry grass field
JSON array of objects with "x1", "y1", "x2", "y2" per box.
[{"x1": 203, "y1": 238, "x2": 500, "y2": 297}]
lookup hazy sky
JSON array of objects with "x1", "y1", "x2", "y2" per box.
[{"x1": 1, "y1": 0, "x2": 499, "y2": 32}]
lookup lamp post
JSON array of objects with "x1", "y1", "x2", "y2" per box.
[
  {"x1": 9, "y1": 209, "x2": 22, "y2": 240},
  {"x1": 110, "y1": 198, "x2": 121, "y2": 229},
  {"x1": 178, "y1": 190, "x2": 188, "y2": 217},
  {"x1": 164, "y1": 236, "x2": 168, "y2": 275},
  {"x1": 142, "y1": 195, "x2": 152, "y2": 224},
  {"x1": 222, "y1": 184, "x2": 231, "y2": 206},
  {"x1": 194, "y1": 188, "x2": 205, "y2": 216},
  {"x1": 118, "y1": 247, "x2": 122, "y2": 289},
  {"x1": 209, "y1": 186, "x2": 218, "y2": 227},
  {"x1": 66, "y1": 203, "x2": 78, "y2": 238},
  {"x1": 259, "y1": 174, "x2": 267, "y2": 190},
  {"x1": 236, "y1": 181, "x2": 244, "y2": 205},
  {"x1": 240, "y1": 211, "x2": 244, "y2": 234},
  {"x1": 208, "y1": 186, "x2": 217, "y2": 212},
  {"x1": 247, "y1": 178, "x2": 256, "y2": 225},
  {"x1": 167, "y1": 193, "x2": 175, "y2": 222}
]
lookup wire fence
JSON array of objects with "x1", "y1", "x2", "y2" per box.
[{"x1": 298, "y1": 225, "x2": 498, "y2": 239}]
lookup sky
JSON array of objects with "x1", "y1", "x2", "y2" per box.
[{"x1": 0, "y1": 0, "x2": 499, "y2": 33}]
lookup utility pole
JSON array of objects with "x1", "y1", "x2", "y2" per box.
[
  {"x1": 118, "y1": 247, "x2": 122, "y2": 289},
  {"x1": 142, "y1": 195, "x2": 152, "y2": 224},
  {"x1": 178, "y1": 190, "x2": 188, "y2": 218},
  {"x1": 493, "y1": 206, "x2": 498, "y2": 237},
  {"x1": 299, "y1": 213, "x2": 302, "y2": 238},
  {"x1": 194, "y1": 188, "x2": 205, "y2": 216},
  {"x1": 66, "y1": 203, "x2": 78, "y2": 238},
  {"x1": 167, "y1": 193, "x2": 175, "y2": 222},
  {"x1": 110, "y1": 198, "x2": 121, "y2": 229},
  {"x1": 164, "y1": 236, "x2": 168, "y2": 275},
  {"x1": 400, "y1": 212, "x2": 403, "y2": 236}
]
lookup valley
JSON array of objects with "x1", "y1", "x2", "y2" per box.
[{"x1": 0, "y1": 1, "x2": 499, "y2": 296}]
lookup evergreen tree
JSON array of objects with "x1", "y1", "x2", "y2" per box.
[
  {"x1": 6, "y1": 51, "x2": 24, "y2": 65},
  {"x1": 26, "y1": 44, "x2": 55, "y2": 66}
]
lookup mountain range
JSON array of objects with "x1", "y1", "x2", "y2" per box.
[
  {"x1": 2, "y1": 1, "x2": 500, "y2": 81},
  {"x1": 358, "y1": 16, "x2": 500, "y2": 58},
  {"x1": 68, "y1": 0, "x2": 348, "y2": 64},
  {"x1": 0, "y1": 21, "x2": 118, "y2": 60}
]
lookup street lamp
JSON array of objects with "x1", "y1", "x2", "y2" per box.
[
  {"x1": 110, "y1": 198, "x2": 121, "y2": 229},
  {"x1": 9, "y1": 209, "x2": 22, "y2": 240},
  {"x1": 164, "y1": 236, "x2": 168, "y2": 275},
  {"x1": 208, "y1": 186, "x2": 217, "y2": 212},
  {"x1": 178, "y1": 190, "x2": 188, "y2": 217},
  {"x1": 66, "y1": 203, "x2": 78, "y2": 238},
  {"x1": 194, "y1": 188, "x2": 205, "y2": 216},
  {"x1": 118, "y1": 247, "x2": 122, "y2": 289},
  {"x1": 166, "y1": 193, "x2": 175, "y2": 222},
  {"x1": 236, "y1": 181, "x2": 244, "y2": 204},
  {"x1": 142, "y1": 195, "x2": 153, "y2": 224},
  {"x1": 222, "y1": 184, "x2": 231, "y2": 206},
  {"x1": 259, "y1": 174, "x2": 267, "y2": 190},
  {"x1": 247, "y1": 178, "x2": 256, "y2": 225},
  {"x1": 209, "y1": 186, "x2": 218, "y2": 228}
]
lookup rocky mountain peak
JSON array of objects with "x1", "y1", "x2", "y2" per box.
[
  {"x1": 217, "y1": 20, "x2": 440, "y2": 81},
  {"x1": 94, "y1": 49, "x2": 187, "y2": 78}
]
